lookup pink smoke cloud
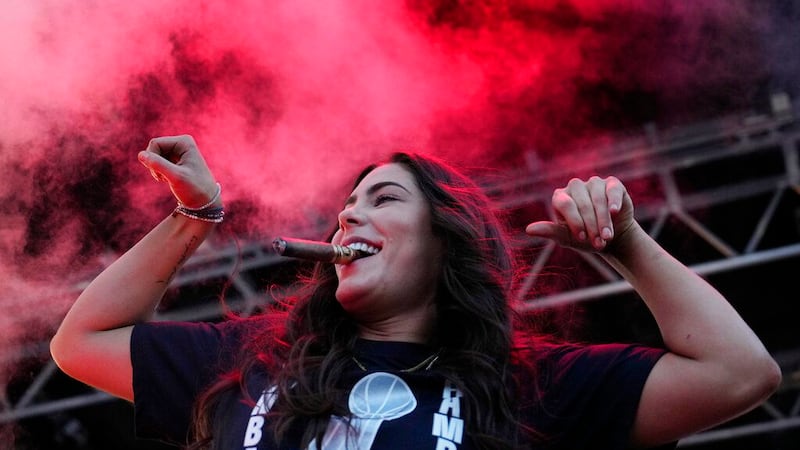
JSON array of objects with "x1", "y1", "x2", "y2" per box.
[{"x1": 0, "y1": 0, "x2": 784, "y2": 387}]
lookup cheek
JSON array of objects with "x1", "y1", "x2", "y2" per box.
[
  {"x1": 407, "y1": 228, "x2": 444, "y2": 268},
  {"x1": 331, "y1": 228, "x2": 343, "y2": 245}
]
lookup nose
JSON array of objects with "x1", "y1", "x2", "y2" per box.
[{"x1": 337, "y1": 204, "x2": 365, "y2": 230}]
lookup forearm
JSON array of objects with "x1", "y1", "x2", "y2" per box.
[
  {"x1": 602, "y1": 222, "x2": 773, "y2": 370},
  {"x1": 56, "y1": 213, "x2": 215, "y2": 335}
]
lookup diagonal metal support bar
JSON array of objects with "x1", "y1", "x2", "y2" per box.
[
  {"x1": 0, "y1": 391, "x2": 114, "y2": 423},
  {"x1": 14, "y1": 361, "x2": 58, "y2": 410},
  {"x1": 745, "y1": 184, "x2": 786, "y2": 253},
  {"x1": 672, "y1": 209, "x2": 739, "y2": 257}
]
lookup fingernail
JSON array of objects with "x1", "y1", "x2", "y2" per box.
[
  {"x1": 602, "y1": 227, "x2": 612, "y2": 239},
  {"x1": 578, "y1": 231, "x2": 587, "y2": 241},
  {"x1": 594, "y1": 237, "x2": 605, "y2": 248}
]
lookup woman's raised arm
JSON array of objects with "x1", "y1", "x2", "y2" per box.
[
  {"x1": 526, "y1": 176, "x2": 781, "y2": 447},
  {"x1": 50, "y1": 135, "x2": 221, "y2": 402}
]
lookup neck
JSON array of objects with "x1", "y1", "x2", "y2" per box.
[{"x1": 356, "y1": 307, "x2": 436, "y2": 343}]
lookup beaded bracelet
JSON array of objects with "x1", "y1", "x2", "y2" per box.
[
  {"x1": 173, "y1": 183, "x2": 225, "y2": 223},
  {"x1": 174, "y1": 205, "x2": 225, "y2": 223}
]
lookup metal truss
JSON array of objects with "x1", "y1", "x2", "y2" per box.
[
  {"x1": 496, "y1": 111, "x2": 800, "y2": 313},
  {"x1": 3, "y1": 106, "x2": 799, "y2": 448}
]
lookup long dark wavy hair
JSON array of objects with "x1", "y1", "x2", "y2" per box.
[{"x1": 190, "y1": 152, "x2": 541, "y2": 449}]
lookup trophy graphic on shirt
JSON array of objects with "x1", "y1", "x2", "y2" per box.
[{"x1": 310, "y1": 372, "x2": 417, "y2": 449}]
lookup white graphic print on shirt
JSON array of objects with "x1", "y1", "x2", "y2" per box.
[
  {"x1": 309, "y1": 372, "x2": 417, "y2": 449},
  {"x1": 243, "y1": 373, "x2": 463, "y2": 449}
]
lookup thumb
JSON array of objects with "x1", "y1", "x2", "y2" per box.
[
  {"x1": 525, "y1": 221, "x2": 567, "y2": 241},
  {"x1": 138, "y1": 151, "x2": 177, "y2": 182}
]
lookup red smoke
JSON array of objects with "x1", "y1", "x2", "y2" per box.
[{"x1": 0, "y1": 0, "x2": 784, "y2": 378}]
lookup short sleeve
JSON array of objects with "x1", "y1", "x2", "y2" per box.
[
  {"x1": 522, "y1": 343, "x2": 671, "y2": 449},
  {"x1": 130, "y1": 320, "x2": 245, "y2": 444}
]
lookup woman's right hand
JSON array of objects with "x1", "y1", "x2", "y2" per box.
[{"x1": 138, "y1": 135, "x2": 220, "y2": 208}]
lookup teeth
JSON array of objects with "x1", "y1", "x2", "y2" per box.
[{"x1": 347, "y1": 242, "x2": 380, "y2": 255}]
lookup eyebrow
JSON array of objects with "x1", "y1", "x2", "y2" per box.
[{"x1": 344, "y1": 181, "x2": 411, "y2": 206}]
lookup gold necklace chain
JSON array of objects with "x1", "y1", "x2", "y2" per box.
[{"x1": 351, "y1": 349, "x2": 442, "y2": 373}]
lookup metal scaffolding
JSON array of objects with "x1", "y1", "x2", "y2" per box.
[{"x1": 2, "y1": 106, "x2": 799, "y2": 448}]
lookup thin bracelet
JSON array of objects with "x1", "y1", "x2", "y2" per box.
[
  {"x1": 178, "y1": 183, "x2": 222, "y2": 211},
  {"x1": 173, "y1": 205, "x2": 225, "y2": 223}
]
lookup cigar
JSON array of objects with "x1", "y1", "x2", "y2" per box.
[{"x1": 272, "y1": 237, "x2": 368, "y2": 264}]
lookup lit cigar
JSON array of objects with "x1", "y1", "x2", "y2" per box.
[{"x1": 272, "y1": 237, "x2": 368, "y2": 264}]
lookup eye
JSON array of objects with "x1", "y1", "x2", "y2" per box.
[{"x1": 374, "y1": 194, "x2": 397, "y2": 206}]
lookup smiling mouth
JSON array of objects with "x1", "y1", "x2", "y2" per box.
[{"x1": 346, "y1": 242, "x2": 381, "y2": 257}]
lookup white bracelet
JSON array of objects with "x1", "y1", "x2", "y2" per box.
[{"x1": 178, "y1": 183, "x2": 221, "y2": 211}]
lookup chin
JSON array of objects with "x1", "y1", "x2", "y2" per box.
[
  {"x1": 334, "y1": 286, "x2": 362, "y2": 308},
  {"x1": 335, "y1": 284, "x2": 378, "y2": 315}
]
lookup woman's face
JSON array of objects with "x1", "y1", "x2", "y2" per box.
[{"x1": 331, "y1": 163, "x2": 444, "y2": 330}]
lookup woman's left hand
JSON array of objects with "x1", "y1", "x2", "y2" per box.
[{"x1": 525, "y1": 176, "x2": 635, "y2": 253}]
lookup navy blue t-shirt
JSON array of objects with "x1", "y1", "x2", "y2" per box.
[{"x1": 131, "y1": 319, "x2": 669, "y2": 449}]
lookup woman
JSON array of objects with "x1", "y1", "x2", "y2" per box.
[{"x1": 50, "y1": 135, "x2": 780, "y2": 449}]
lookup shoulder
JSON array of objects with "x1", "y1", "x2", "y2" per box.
[
  {"x1": 513, "y1": 341, "x2": 667, "y2": 401},
  {"x1": 134, "y1": 314, "x2": 269, "y2": 340},
  {"x1": 514, "y1": 342, "x2": 670, "y2": 448},
  {"x1": 542, "y1": 342, "x2": 665, "y2": 367},
  {"x1": 132, "y1": 315, "x2": 270, "y2": 364}
]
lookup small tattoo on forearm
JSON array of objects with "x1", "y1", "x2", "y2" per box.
[{"x1": 161, "y1": 235, "x2": 199, "y2": 283}]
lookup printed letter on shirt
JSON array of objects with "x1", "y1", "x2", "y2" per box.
[
  {"x1": 243, "y1": 387, "x2": 278, "y2": 450},
  {"x1": 431, "y1": 380, "x2": 463, "y2": 448}
]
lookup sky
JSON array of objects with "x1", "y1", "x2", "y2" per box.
[{"x1": 0, "y1": 0, "x2": 797, "y2": 383}]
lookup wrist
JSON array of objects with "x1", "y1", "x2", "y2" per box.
[
  {"x1": 174, "y1": 182, "x2": 225, "y2": 223},
  {"x1": 602, "y1": 221, "x2": 650, "y2": 266}
]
